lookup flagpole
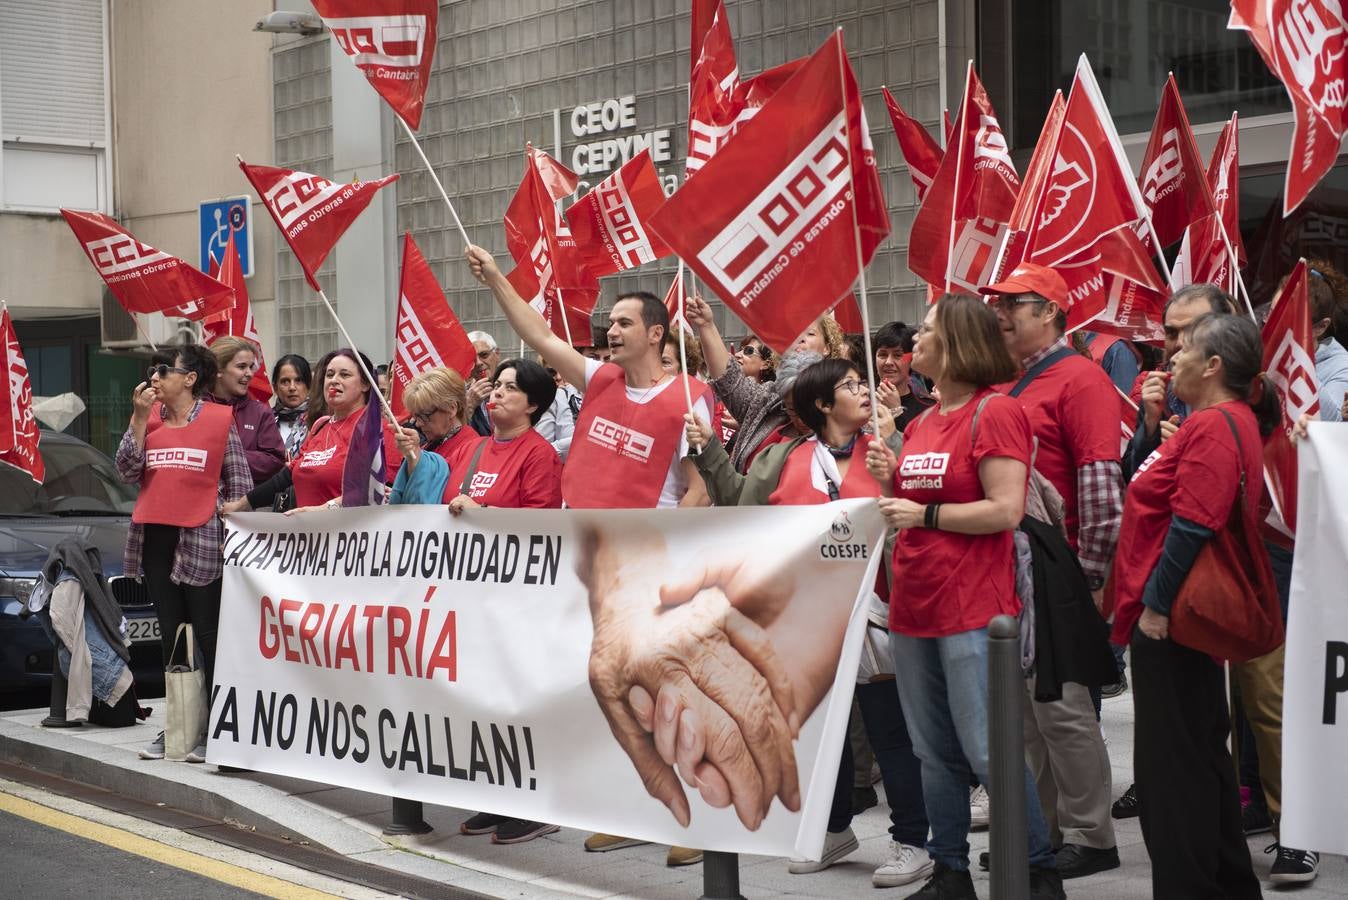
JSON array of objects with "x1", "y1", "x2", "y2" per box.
[
  {"x1": 397, "y1": 116, "x2": 472, "y2": 248},
  {"x1": 556, "y1": 286, "x2": 575, "y2": 347},
  {"x1": 676, "y1": 259, "x2": 700, "y2": 455},
  {"x1": 313, "y1": 287, "x2": 401, "y2": 430},
  {"x1": 834, "y1": 30, "x2": 881, "y2": 440}
]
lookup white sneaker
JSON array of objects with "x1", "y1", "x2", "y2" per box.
[
  {"x1": 787, "y1": 827, "x2": 859, "y2": 874},
  {"x1": 873, "y1": 840, "x2": 934, "y2": 887},
  {"x1": 969, "y1": 784, "x2": 990, "y2": 829}
]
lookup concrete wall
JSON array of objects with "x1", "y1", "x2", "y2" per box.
[{"x1": 0, "y1": 214, "x2": 105, "y2": 319}]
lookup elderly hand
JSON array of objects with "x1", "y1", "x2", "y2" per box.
[
  {"x1": 684, "y1": 413, "x2": 713, "y2": 452},
  {"x1": 464, "y1": 244, "x2": 501, "y2": 284},
  {"x1": 395, "y1": 426, "x2": 421, "y2": 467},
  {"x1": 283, "y1": 503, "x2": 331, "y2": 517},
  {"x1": 1138, "y1": 607, "x2": 1169, "y2": 640},
  {"x1": 219, "y1": 497, "x2": 252, "y2": 516},
  {"x1": 466, "y1": 377, "x2": 493, "y2": 410},
  {"x1": 878, "y1": 497, "x2": 924, "y2": 530},
  {"x1": 682, "y1": 293, "x2": 713, "y2": 330},
  {"x1": 447, "y1": 494, "x2": 480, "y2": 516},
  {"x1": 1159, "y1": 414, "x2": 1180, "y2": 442}
]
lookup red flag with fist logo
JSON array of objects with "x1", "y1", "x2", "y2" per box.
[
  {"x1": 1262, "y1": 259, "x2": 1321, "y2": 535},
  {"x1": 0, "y1": 308, "x2": 42, "y2": 485},
  {"x1": 204, "y1": 232, "x2": 272, "y2": 402},
  {"x1": 648, "y1": 32, "x2": 890, "y2": 354},
  {"x1": 565, "y1": 149, "x2": 672, "y2": 276},
  {"x1": 60, "y1": 209, "x2": 234, "y2": 321},
  {"x1": 311, "y1": 0, "x2": 438, "y2": 130},
  {"x1": 1138, "y1": 75, "x2": 1216, "y2": 250},
  {"x1": 1229, "y1": 0, "x2": 1348, "y2": 215},
  {"x1": 389, "y1": 233, "x2": 477, "y2": 420},
  {"x1": 240, "y1": 160, "x2": 398, "y2": 292}
]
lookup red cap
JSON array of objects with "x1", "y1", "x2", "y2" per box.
[{"x1": 979, "y1": 262, "x2": 1070, "y2": 307}]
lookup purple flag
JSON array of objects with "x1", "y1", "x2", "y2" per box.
[{"x1": 342, "y1": 398, "x2": 388, "y2": 507}]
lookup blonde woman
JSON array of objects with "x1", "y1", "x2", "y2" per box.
[{"x1": 207, "y1": 336, "x2": 286, "y2": 484}]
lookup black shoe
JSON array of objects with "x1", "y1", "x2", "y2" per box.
[
  {"x1": 491, "y1": 819, "x2": 560, "y2": 844},
  {"x1": 1100, "y1": 675, "x2": 1128, "y2": 698},
  {"x1": 852, "y1": 784, "x2": 879, "y2": 815},
  {"x1": 1242, "y1": 801, "x2": 1272, "y2": 836},
  {"x1": 905, "y1": 862, "x2": 976, "y2": 899},
  {"x1": 1268, "y1": 842, "x2": 1320, "y2": 884},
  {"x1": 1111, "y1": 783, "x2": 1138, "y2": 819},
  {"x1": 1029, "y1": 865, "x2": 1067, "y2": 899},
  {"x1": 459, "y1": 811, "x2": 510, "y2": 835},
  {"x1": 1054, "y1": 843, "x2": 1119, "y2": 879},
  {"x1": 978, "y1": 851, "x2": 989, "y2": 871}
]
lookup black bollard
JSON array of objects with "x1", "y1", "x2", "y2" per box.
[
  {"x1": 383, "y1": 797, "x2": 432, "y2": 835},
  {"x1": 699, "y1": 850, "x2": 744, "y2": 900},
  {"x1": 40, "y1": 655, "x2": 81, "y2": 728},
  {"x1": 987, "y1": 614, "x2": 1027, "y2": 900}
]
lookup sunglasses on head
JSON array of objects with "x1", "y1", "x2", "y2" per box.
[{"x1": 147, "y1": 364, "x2": 190, "y2": 380}]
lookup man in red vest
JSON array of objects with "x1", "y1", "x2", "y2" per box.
[{"x1": 981, "y1": 262, "x2": 1123, "y2": 880}]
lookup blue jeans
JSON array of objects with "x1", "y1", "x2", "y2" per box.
[{"x1": 890, "y1": 628, "x2": 1056, "y2": 871}]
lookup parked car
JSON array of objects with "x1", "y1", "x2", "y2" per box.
[{"x1": 1, "y1": 430, "x2": 163, "y2": 702}]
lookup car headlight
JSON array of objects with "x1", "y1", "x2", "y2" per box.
[{"x1": 0, "y1": 577, "x2": 39, "y2": 607}]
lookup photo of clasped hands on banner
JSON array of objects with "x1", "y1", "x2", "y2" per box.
[{"x1": 578, "y1": 511, "x2": 876, "y2": 833}]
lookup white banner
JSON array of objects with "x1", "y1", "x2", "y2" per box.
[
  {"x1": 210, "y1": 500, "x2": 885, "y2": 858},
  {"x1": 1282, "y1": 424, "x2": 1348, "y2": 854}
]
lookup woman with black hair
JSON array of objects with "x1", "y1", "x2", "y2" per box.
[
  {"x1": 1111, "y1": 313, "x2": 1278, "y2": 899},
  {"x1": 116, "y1": 344, "x2": 253, "y2": 763},
  {"x1": 271, "y1": 353, "x2": 312, "y2": 457}
]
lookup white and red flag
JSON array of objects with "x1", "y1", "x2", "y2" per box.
[
  {"x1": 504, "y1": 146, "x2": 599, "y2": 346},
  {"x1": 1229, "y1": 0, "x2": 1348, "y2": 215},
  {"x1": 0, "y1": 307, "x2": 42, "y2": 484},
  {"x1": 1173, "y1": 113, "x2": 1247, "y2": 291},
  {"x1": 881, "y1": 87, "x2": 943, "y2": 201},
  {"x1": 389, "y1": 233, "x2": 477, "y2": 421},
  {"x1": 909, "y1": 63, "x2": 1019, "y2": 295},
  {"x1": 60, "y1": 210, "x2": 233, "y2": 321},
  {"x1": 1208, "y1": 113, "x2": 1246, "y2": 267},
  {"x1": 1138, "y1": 74, "x2": 1216, "y2": 250},
  {"x1": 662, "y1": 271, "x2": 688, "y2": 330},
  {"x1": 686, "y1": 0, "x2": 741, "y2": 176},
  {"x1": 311, "y1": 0, "x2": 437, "y2": 131},
  {"x1": 648, "y1": 32, "x2": 889, "y2": 353},
  {"x1": 565, "y1": 149, "x2": 672, "y2": 276},
  {"x1": 240, "y1": 160, "x2": 398, "y2": 293},
  {"x1": 204, "y1": 231, "x2": 272, "y2": 402},
  {"x1": 1262, "y1": 259, "x2": 1321, "y2": 536}
]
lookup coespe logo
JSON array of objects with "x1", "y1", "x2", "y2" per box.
[
  {"x1": 328, "y1": 16, "x2": 426, "y2": 66},
  {"x1": 84, "y1": 235, "x2": 171, "y2": 277},
  {"x1": 587, "y1": 416, "x2": 654, "y2": 462}
]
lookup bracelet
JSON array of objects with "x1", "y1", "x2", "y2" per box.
[
  {"x1": 933, "y1": 503, "x2": 942, "y2": 530},
  {"x1": 923, "y1": 503, "x2": 940, "y2": 529}
]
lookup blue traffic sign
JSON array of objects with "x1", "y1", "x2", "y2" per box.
[{"x1": 199, "y1": 196, "x2": 253, "y2": 276}]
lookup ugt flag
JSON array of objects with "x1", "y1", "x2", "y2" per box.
[
  {"x1": 390, "y1": 233, "x2": 477, "y2": 421},
  {"x1": 204, "y1": 231, "x2": 272, "y2": 402},
  {"x1": 240, "y1": 160, "x2": 398, "y2": 292},
  {"x1": 60, "y1": 210, "x2": 234, "y2": 321},
  {"x1": 565, "y1": 149, "x2": 672, "y2": 277},
  {"x1": 1262, "y1": 259, "x2": 1321, "y2": 536},
  {"x1": 311, "y1": 0, "x2": 438, "y2": 130},
  {"x1": 0, "y1": 308, "x2": 43, "y2": 484},
  {"x1": 648, "y1": 32, "x2": 889, "y2": 354},
  {"x1": 341, "y1": 394, "x2": 388, "y2": 508},
  {"x1": 1229, "y1": 0, "x2": 1348, "y2": 215}
]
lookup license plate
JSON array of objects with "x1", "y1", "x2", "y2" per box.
[{"x1": 127, "y1": 619, "x2": 161, "y2": 644}]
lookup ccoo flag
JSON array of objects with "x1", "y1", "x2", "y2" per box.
[
  {"x1": 240, "y1": 160, "x2": 398, "y2": 292},
  {"x1": 204, "y1": 231, "x2": 272, "y2": 402},
  {"x1": 648, "y1": 32, "x2": 890, "y2": 354},
  {"x1": 60, "y1": 210, "x2": 234, "y2": 321},
  {"x1": 311, "y1": 0, "x2": 438, "y2": 130},
  {"x1": 0, "y1": 308, "x2": 43, "y2": 485},
  {"x1": 390, "y1": 233, "x2": 477, "y2": 421},
  {"x1": 565, "y1": 149, "x2": 672, "y2": 277},
  {"x1": 881, "y1": 87, "x2": 944, "y2": 202},
  {"x1": 1261, "y1": 259, "x2": 1320, "y2": 536}
]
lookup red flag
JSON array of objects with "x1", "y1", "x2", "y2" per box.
[
  {"x1": 648, "y1": 32, "x2": 889, "y2": 353},
  {"x1": 687, "y1": 0, "x2": 741, "y2": 176},
  {"x1": 662, "y1": 272, "x2": 687, "y2": 330},
  {"x1": 311, "y1": 0, "x2": 437, "y2": 130},
  {"x1": 564, "y1": 149, "x2": 672, "y2": 276},
  {"x1": 943, "y1": 109, "x2": 954, "y2": 144},
  {"x1": 831, "y1": 292, "x2": 866, "y2": 334},
  {"x1": 240, "y1": 160, "x2": 398, "y2": 293},
  {"x1": 0, "y1": 308, "x2": 43, "y2": 484},
  {"x1": 389, "y1": 233, "x2": 477, "y2": 420},
  {"x1": 994, "y1": 91, "x2": 1066, "y2": 282},
  {"x1": 1208, "y1": 113, "x2": 1246, "y2": 266},
  {"x1": 909, "y1": 63, "x2": 1019, "y2": 294},
  {"x1": 203, "y1": 232, "x2": 272, "y2": 402},
  {"x1": 1138, "y1": 75, "x2": 1216, "y2": 249},
  {"x1": 1261, "y1": 259, "x2": 1321, "y2": 535},
  {"x1": 881, "y1": 87, "x2": 943, "y2": 201},
  {"x1": 1229, "y1": 1, "x2": 1348, "y2": 215},
  {"x1": 504, "y1": 146, "x2": 599, "y2": 346},
  {"x1": 1171, "y1": 211, "x2": 1236, "y2": 291},
  {"x1": 60, "y1": 210, "x2": 233, "y2": 321}
]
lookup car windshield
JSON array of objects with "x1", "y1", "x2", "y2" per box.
[{"x1": 0, "y1": 438, "x2": 138, "y2": 516}]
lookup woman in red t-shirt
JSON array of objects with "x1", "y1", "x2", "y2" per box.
[
  {"x1": 865, "y1": 295, "x2": 1061, "y2": 893},
  {"x1": 1110, "y1": 314, "x2": 1277, "y2": 899}
]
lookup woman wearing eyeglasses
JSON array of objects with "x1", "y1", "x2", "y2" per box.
[
  {"x1": 388, "y1": 367, "x2": 476, "y2": 504},
  {"x1": 206, "y1": 336, "x2": 286, "y2": 485},
  {"x1": 116, "y1": 344, "x2": 253, "y2": 763}
]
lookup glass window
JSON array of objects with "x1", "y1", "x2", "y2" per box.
[{"x1": 1243, "y1": 163, "x2": 1348, "y2": 310}]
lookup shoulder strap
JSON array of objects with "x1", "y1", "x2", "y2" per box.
[
  {"x1": 968, "y1": 393, "x2": 996, "y2": 445},
  {"x1": 457, "y1": 439, "x2": 491, "y2": 496},
  {"x1": 1009, "y1": 346, "x2": 1077, "y2": 397},
  {"x1": 1215, "y1": 407, "x2": 1247, "y2": 492}
]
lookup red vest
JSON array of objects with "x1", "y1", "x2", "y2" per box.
[
  {"x1": 562, "y1": 364, "x2": 709, "y2": 509},
  {"x1": 132, "y1": 403, "x2": 233, "y2": 527},
  {"x1": 769, "y1": 435, "x2": 878, "y2": 505}
]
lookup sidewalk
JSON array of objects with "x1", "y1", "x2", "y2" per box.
[{"x1": 2, "y1": 690, "x2": 1344, "y2": 899}]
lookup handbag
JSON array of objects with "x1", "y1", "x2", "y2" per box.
[
  {"x1": 1169, "y1": 409, "x2": 1284, "y2": 663},
  {"x1": 164, "y1": 624, "x2": 208, "y2": 759}
]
